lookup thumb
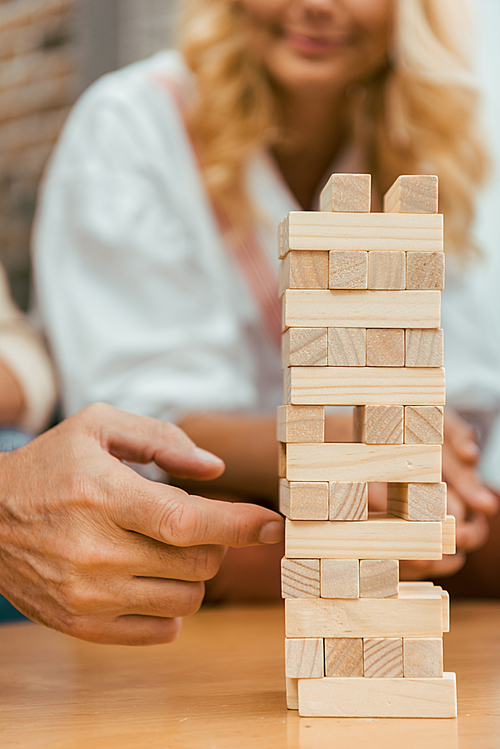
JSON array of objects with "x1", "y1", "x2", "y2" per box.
[
  {"x1": 112, "y1": 479, "x2": 285, "y2": 548},
  {"x1": 78, "y1": 404, "x2": 225, "y2": 480}
]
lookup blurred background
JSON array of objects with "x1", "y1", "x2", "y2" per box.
[
  {"x1": 0, "y1": 0, "x2": 498, "y2": 320},
  {"x1": 0, "y1": 0, "x2": 180, "y2": 311}
]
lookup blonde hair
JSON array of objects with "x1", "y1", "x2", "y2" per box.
[{"x1": 179, "y1": 0, "x2": 488, "y2": 256}]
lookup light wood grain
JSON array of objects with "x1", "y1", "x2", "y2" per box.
[
  {"x1": 406, "y1": 329, "x2": 444, "y2": 367},
  {"x1": 329, "y1": 482, "x2": 368, "y2": 520},
  {"x1": 277, "y1": 405, "x2": 325, "y2": 443},
  {"x1": 298, "y1": 673, "x2": 457, "y2": 718},
  {"x1": 286, "y1": 677, "x2": 299, "y2": 709},
  {"x1": 364, "y1": 638, "x2": 403, "y2": 678},
  {"x1": 279, "y1": 251, "x2": 329, "y2": 295},
  {"x1": 328, "y1": 327, "x2": 366, "y2": 366},
  {"x1": 285, "y1": 587, "x2": 446, "y2": 638},
  {"x1": 283, "y1": 289, "x2": 441, "y2": 329},
  {"x1": 278, "y1": 220, "x2": 285, "y2": 258},
  {"x1": 0, "y1": 601, "x2": 497, "y2": 746},
  {"x1": 442, "y1": 515, "x2": 456, "y2": 555},
  {"x1": 406, "y1": 252, "x2": 445, "y2": 290},
  {"x1": 281, "y1": 558, "x2": 321, "y2": 598},
  {"x1": 366, "y1": 329, "x2": 405, "y2": 367},
  {"x1": 286, "y1": 366, "x2": 445, "y2": 407},
  {"x1": 282, "y1": 328, "x2": 328, "y2": 367},
  {"x1": 285, "y1": 638, "x2": 324, "y2": 678},
  {"x1": 285, "y1": 515, "x2": 443, "y2": 560},
  {"x1": 279, "y1": 479, "x2": 329, "y2": 520},
  {"x1": 329, "y1": 251, "x2": 368, "y2": 289},
  {"x1": 285, "y1": 211, "x2": 443, "y2": 253},
  {"x1": 353, "y1": 405, "x2": 404, "y2": 444},
  {"x1": 384, "y1": 175, "x2": 439, "y2": 214},
  {"x1": 387, "y1": 482, "x2": 447, "y2": 521},
  {"x1": 359, "y1": 560, "x2": 399, "y2": 598},
  {"x1": 320, "y1": 559, "x2": 359, "y2": 598},
  {"x1": 368, "y1": 251, "x2": 406, "y2": 289},
  {"x1": 404, "y1": 638, "x2": 443, "y2": 678},
  {"x1": 286, "y1": 443, "x2": 442, "y2": 483},
  {"x1": 324, "y1": 638, "x2": 364, "y2": 677},
  {"x1": 320, "y1": 173, "x2": 371, "y2": 212},
  {"x1": 405, "y1": 406, "x2": 444, "y2": 445},
  {"x1": 279, "y1": 442, "x2": 286, "y2": 478}
]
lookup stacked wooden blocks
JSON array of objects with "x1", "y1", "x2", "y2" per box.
[{"x1": 278, "y1": 174, "x2": 457, "y2": 718}]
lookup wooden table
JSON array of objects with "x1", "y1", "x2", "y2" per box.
[{"x1": 0, "y1": 602, "x2": 499, "y2": 748}]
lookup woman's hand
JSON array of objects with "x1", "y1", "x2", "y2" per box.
[
  {"x1": 399, "y1": 409, "x2": 497, "y2": 580},
  {"x1": 0, "y1": 405, "x2": 284, "y2": 645}
]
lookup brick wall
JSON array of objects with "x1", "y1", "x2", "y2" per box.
[{"x1": 0, "y1": 0, "x2": 76, "y2": 308}]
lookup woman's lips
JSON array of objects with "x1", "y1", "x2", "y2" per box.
[{"x1": 285, "y1": 30, "x2": 349, "y2": 56}]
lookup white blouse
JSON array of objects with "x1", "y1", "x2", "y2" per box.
[{"x1": 33, "y1": 51, "x2": 500, "y2": 487}]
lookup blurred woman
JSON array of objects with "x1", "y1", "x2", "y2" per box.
[{"x1": 33, "y1": 0, "x2": 500, "y2": 597}]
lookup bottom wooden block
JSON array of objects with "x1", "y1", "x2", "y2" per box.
[
  {"x1": 297, "y1": 673, "x2": 457, "y2": 718},
  {"x1": 286, "y1": 677, "x2": 299, "y2": 710}
]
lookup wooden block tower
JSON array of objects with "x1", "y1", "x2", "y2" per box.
[{"x1": 278, "y1": 174, "x2": 457, "y2": 718}]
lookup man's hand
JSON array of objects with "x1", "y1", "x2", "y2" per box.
[{"x1": 0, "y1": 404, "x2": 284, "y2": 646}]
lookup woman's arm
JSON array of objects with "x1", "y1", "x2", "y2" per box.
[
  {"x1": 175, "y1": 411, "x2": 354, "y2": 505},
  {"x1": 0, "y1": 360, "x2": 24, "y2": 425}
]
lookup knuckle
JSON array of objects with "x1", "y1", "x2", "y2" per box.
[
  {"x1": 181, "y1": 582, "x2": 205, "y2": 616},
  {"x1": 157, "y1": 494, "x2": 195, "y2": 546}
]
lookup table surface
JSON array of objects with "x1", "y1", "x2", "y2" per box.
[{"x1": 0, "y1": 601, "x2": 499, "y2": 749}]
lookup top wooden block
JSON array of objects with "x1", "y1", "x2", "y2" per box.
[
  {"x1": 384, "y1": 175, "x2": 439, "y2": 214},
  {"x1": 284, "y1": 212, "x2": 443, "y2": 254},
  {"x1": 320, "y1": 173, "x2": 371, "y2": 213}
]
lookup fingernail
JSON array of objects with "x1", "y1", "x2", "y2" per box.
[
  {"x1": 258, "y1": 521, "x2": 285, "y2": 545},
  {"x1": 194, "y1": 447, "x2": 224, "y2": 465}
]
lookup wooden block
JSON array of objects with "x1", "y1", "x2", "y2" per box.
[
  {"x1": 320, "y1": 173, "x2": 371, "y2": 213},
  {"x1": 366, "y1": 329, "x2": 405, "y2": 367},
  {"x1": 286, "y1": 443, "x2": 442, "y2": 483},
  {"x1": 279, "y1": 251, "x2": 329, "y2": 296},
  {"x1": 286, "y1": 677, "x2": 298, "y2": 710},
  {"x1": 325, "y1": 638, "x2": 363, "y2": 677},
  {"x1": 277, "y1": 405, "x2": 324, "y2": 443},
  {"x1": 329, "y1": 482, "x2": 368, "y2": 520},
  {"x1": 298, "y1": 673, "x2": 457, "y2": 718},
  {"x1": 285, "y1": 212, "x2": 443, "y2": 253},
  {"x1": 327, "y1": 328, "x2": 366, "y2": 366},
  {"x1": 283, "y1": 289, "x2": 441, "y2": 330},
  {"x1": 285, "y1": 587, "x2": 446, "y2": 638},
  {"x1": 321, "y1": 559, "x2": 359, "y2": 598},
  {"x1": 405, "y1": 406, "x2": 444, "y2": 444},
  {"x1": 285, "y1": 638, "x2": 324, "y2": 678},
  {"x1": 442, "y1": 515, "x2": 456, "y2": 555},
  {"x1": 280, "y1": 479, "x2": 329, "y2": 520},
  {"x1": 329, "y1": 251, "x2": 368, "y2": 289},
  {"x1": 281, "y1": 558, "x2": 320, "y2": 598},
  {"x1": 359, "y1": 560, "x2": 399, "y2": 598},
  {"x1": 278, "y1": 220, "x2": 285, "y2": 259},
  {"x1": 286, "y1": 366, "x2": 445, "y2": 407},
  {"x1": 353, "y1": 405, "x2": 404, "y2": 444},
  {"x1": 279, "y1": 442, "x2": 286, "y2": 478},
  {"x1": 285, "y1": 515, "x2": 443, "y2": 560},
  {"x1": 368, "y1": 251, "x2": 405, "y2": 290},
  {"x1": 364, "y1": 638, "x2": 403, "y2": 677},
  {"x1": 406, "y1": 329, "x2": 444, "y2": 367},
  {"x1": 282, "y1": 328, "x2": 328, "y2": 367},
  {"x1": 404, "y1": 638, "x2": 443, "y2": 678},
  {"x1": 384, "y1": 175, "x2": 439, "y2": 214},
  {"x1": 406, "y1": 252, "x2": 445, "y2": 290},
  {"x1": 387, "y1": 483, "x2": 447, "y2": 521}
]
